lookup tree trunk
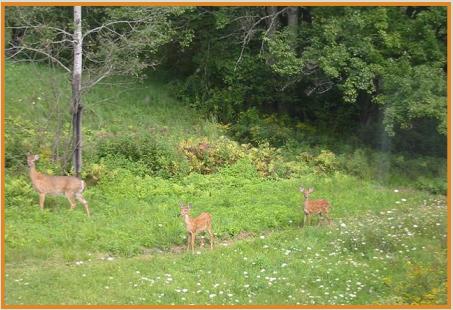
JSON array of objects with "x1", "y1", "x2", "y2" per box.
[
  {"x1": 287, "y1": 6, "x2": 299, "y2": 43},
  {"x1": 72, "y1": 6, "x2": 83, "y2": 177},
  {"x1": 265, "y1": 6, "x2": 279, "y2": 38}
]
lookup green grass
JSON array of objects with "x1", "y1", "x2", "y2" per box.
[
  {"x1": 4, "y1": 62, "x2": 448, "y2": 305},
  {"x1": 5, "y1": 201, "x2": 447, "y2": 305}
]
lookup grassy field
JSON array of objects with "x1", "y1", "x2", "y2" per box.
[{"x1": 4, "y1": 63, "x2": 449, "y2": 306}]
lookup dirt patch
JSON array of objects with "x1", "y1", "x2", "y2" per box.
[{"x1": 138, "y1": 230, "x2": 271, "y2": 257}]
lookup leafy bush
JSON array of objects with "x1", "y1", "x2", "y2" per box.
[
  {"x1": 5, "y1": 117, "x2": 38, "y2": 171},
  {"x1": 298, "y1": 149, "x2": 339, "y2": 175},
  {"x1": 229, "y1": 108, "x2": 293, "y2": 146},
  {"x1": 5, "y1": 177, "x2": 35, "y2": 208},
  {"x1": 180, "y1": 137, "x2": 291, "y2": 178},
  {"x1": 96, "y1": 133, "x2": 190, "y2": 178},
  {"x1": 180, "y1": 136, "x2": 245, "y2": 174}
]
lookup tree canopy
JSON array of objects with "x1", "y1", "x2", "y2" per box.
[{"x1": 6, "y1": 5, "x2": 447, "y2": 157}]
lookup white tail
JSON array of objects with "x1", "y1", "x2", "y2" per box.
[
  {"x1": 300, "y1": 186, "x2": 332, "y2": 226},
  {"x1": 179, "y1": 203, "x2": 213, "y2": 254},
  {"x1": 27, "y1": 154, "x2": 90, "y2": 216}
]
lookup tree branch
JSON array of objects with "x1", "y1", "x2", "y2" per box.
[
  {"x1": 235, "y1": 7, "x2": 288, "y2": 71},
  {"x1": 6, "y1": 45, "x2": 71, "y2": 73}
]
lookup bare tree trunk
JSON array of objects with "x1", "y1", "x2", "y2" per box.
[
  {"x1": 287, "y1": 6, "x2": 299, "y2": 44},
  {"x1": 265, "y1": 6, "x2": 279, "y2": 38},
  {"x1": 72, "y1": 6, "x2": 83, "y2": 177}
]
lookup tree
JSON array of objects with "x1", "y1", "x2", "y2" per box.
[
  {"x1": 6, "y1": 6, "x2": 191, "y2": 175},
  {"x1": 72, "y1": 6, "x2": 83, "y2": 176}
]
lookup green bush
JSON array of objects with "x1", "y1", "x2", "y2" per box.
[
  {"x1": 96, "y1": 133, "x2": 190, "y2": 178},
  {"x1": 5, "y1": 177, "x2": 35, "y2": 208},
  {"x1": 298, "y1": 149, "x2": 339, "y2": 175},
  {"x1": 229, "y1": 108, "x2": 293, "y2": 147}
]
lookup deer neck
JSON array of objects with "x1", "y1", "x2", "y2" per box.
[
  {"x1": 183, "y1": 214, "x2": 194, "y2": 229},
  {"x1": 29, "y1": 164, "x2": 38, "y2": 179},
  {"x1": 29, "y1": 164, "x2": 41, "y2": 188},
  {"x1": 303, "y1": 197, "x2": 310, "y2": 211}
]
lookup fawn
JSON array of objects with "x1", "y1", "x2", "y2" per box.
[
  {"x1": 179, "y1": 203, "x2": 214, "y2": 254},
  {"x1": 300, "y1": 186, "x2": 332, "y2": 226},
  {"x1": 27, "y1": 154, "x2": 90, "y2": 216}
]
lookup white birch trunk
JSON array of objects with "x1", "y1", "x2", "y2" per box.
[{"x1": 72, "y1": 6, "x2": 83, "y2": 176}]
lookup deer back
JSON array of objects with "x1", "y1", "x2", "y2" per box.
[
  {"x1": 31, "y1": 172, "x2": 85, "y2": 195},
  {"x1": 191, "y1": 212, "x2": 212, "y2": 232},
  {"x1": 304, "y1": 199, "x2": 330, "y2": 214}
]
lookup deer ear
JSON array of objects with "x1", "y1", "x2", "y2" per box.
[
  {"x1": 308, "y1": 188, "x2": 314, "y2": 193},
  {"x1": 179, "y1": 202, "x2": 184, "y2": 208},
  {"x1": 188, "y1": 203, "x2": 192, "y2": 209},
  {"x1": 34, "y1": 155, "x2": 40, "y2": 160},
  {"x1": 299, "y1": 187, "x2": 304, "y2": 192}
]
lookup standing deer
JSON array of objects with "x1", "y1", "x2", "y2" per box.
[
  {"x1": 300, "y1": 186, "x2": 332, "y2": 226},
  {"x1": 27, "y1": 154, "x2": 90, "y2": 216},
  {"x1": 179, "y1": 203, "x2": 214, "y2": 254}
]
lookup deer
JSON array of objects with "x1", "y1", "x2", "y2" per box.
[
  {"x1": 179, "y1": 203, "x2": 214, "y2": 254},
  {"x1": 300, "y1": 186, "x2": 332, "y2": 226},
  {"x1": 27, "y1": 154, "x2": 90, "y2": 216}
]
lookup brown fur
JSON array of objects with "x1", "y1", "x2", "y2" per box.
[
  {"x1": 179, "y1": 203, "x2": 214, "y2": 253},
  {"x1": 300, "y1": 186, "x2": 332, "y2": 226},
  {"x1": 27, "y1": 154, "x2": 90, "y2": 216}
]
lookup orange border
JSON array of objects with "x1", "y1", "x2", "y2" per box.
[
  {"x1": 0, "y1": 2, "x2": 451, "y2": 6},
  {"x1": 0, "y1": 1, "x2": 451, "y2": 310}
]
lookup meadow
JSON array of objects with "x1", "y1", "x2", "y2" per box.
[{"x1": 4, "y1": 63, "x2": 448, "y2": 306}]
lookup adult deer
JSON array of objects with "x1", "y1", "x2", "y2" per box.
[
  {"x1": 300, "y1": 186, "x2": 332, "y2": 226},
  {"x1": 179, "y1": 203, "x2": 213, "y2": 254},
  {"x1": 27, "y1": 154, "x2": 90, "y2": 216}
]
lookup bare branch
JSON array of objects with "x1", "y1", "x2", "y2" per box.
[
  {"x1": 6, "y1": 45, "x2": 71, "y2": 73},
  {"x1": 6, "y1": 24, "x2": 73, "y2": 37},
  {"x1": 235, "y1": 7, "x2": 288, "y2": 71},
  {"x1": 260, "y1": 8, "x2": 287, "y2": 54},
  {"x1": 81, "y1": 66, "x2": 113, "y2": 91},
  {"x1": 82, "y1": 19, "x2": 147, "y2": 39}
]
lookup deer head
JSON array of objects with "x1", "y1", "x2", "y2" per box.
[
  {"x1": 179, "y1": 202, "x2": 192, "y2": 216},
  {"x1": 299, "y1": 186, "x2": 314, "y2": 199},
  {"x1": 27, "y1": 154, "x2": 39, "y2": 167}
]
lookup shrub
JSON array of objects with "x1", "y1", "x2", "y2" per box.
[
  {"x1": 96, "y1": 133, "x2": 190, "y2": 178},
  {"x1": 5, "y1": 177, "x2": 35, "y2": 208},
  {"x1": 298, "y1": 149, "x2": 339, "y2": 175},
  {"x1": 180, "y1": 136, "x2": 245, "y2": 174},
  {"x1": 229, "y1": 108, "x2": 293, "y2": 147}
]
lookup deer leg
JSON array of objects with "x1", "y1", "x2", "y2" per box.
[
  {"x1": 65, "y1": 193, "x2": 77, "y2": 210},
  {"x1": 75, "y1": 193, "x2": 90, "y2": 217},
  {"x1": 324, "y1": 212, "x2": 333, "y2": 225},
  {"x1": 208, "y1": 228, "x2": 214, "y2": 250},
  {"x1": 39, "y1": 193, "x2": 46, "y2": 210},
  {"x1": 191, "y1": 233, "x2": 196, "y2": 254},
  {"x1": 317, "y1": 214, "x2": 322, "y2": 226},
  {"x1": 186, "y1": 233, "x2": 191, "y2": 251}
]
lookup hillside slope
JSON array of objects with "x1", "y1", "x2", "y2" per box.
[{"x1": 4, "y1": 63, "x2": 448, "y2": 306}]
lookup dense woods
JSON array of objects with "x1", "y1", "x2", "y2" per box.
[{"x1": 6, "y1": 6, "x2": 447, "y2": 157}]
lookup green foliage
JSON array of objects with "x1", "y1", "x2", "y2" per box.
[
  {"x1": 4, "y1": 60, "x2": 447, "y2": 306},
  {"x1": 377, "y1": 62, "x2": 447, "y2": 136},
  {"x1": 264, "y1": 30, "x2": 304, "y2": 77},
  {"x1": 229, "y1": 108, "x2": 293, "y2": 146},
  {"x1": 4, "y1": 177, "x2": 35, "y2": 208},
  {"x1": 96, "y1": 133, "x2": 190, "y2": 178}
]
